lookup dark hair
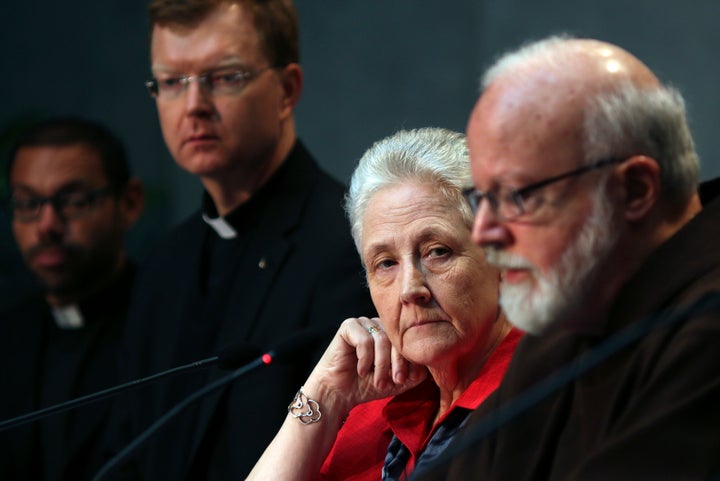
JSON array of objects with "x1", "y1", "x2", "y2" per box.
[
  {"x1": 7, "y1": 117, "x2": 131, "y2": 192},
  {"x1": 148, "y1": 0, "x2": 299, "y2": 66}
]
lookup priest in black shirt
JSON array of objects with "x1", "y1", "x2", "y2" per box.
[
  {"x1": 107, "y1": 1, "x2": 376, "y2": 480},
  {"x1": 0, "y1": 117, "x2": 145, "y2": 481}
]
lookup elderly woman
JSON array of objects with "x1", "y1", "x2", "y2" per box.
[{"x1": 246, "y1": 128, "x2": 521, "y2": 481}]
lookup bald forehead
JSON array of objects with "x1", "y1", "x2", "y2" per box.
[
  {"x1": 467, "y1": 70, "x2": 585, "y2": 169},
  {"x1": 563, "y1": 39, "x2": 658, "y2": 86},
  {"x1": 467, "y1": 38, "x2": 660, "y2": 168},
  {"x1": 482, "y1": 38, "x2": 660, "y2": 113}
]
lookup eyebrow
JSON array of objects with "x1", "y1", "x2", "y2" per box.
[
  {"x1": 11, "y1": 180, "x2": 99, "y2": 195},
  {"x1": 363, "y1": 226, "x2": 458, "y2": 259},
  {"x1": 478, "y1": 164, "x2": 548, "y2": 189},
  {"x1": 363, "y1": 241, "x2": 391, "y2": 262},
  {"x1": 152, "y1": 57, "x2": 251, "y2": 74}
]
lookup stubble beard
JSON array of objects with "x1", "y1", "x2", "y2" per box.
[{"x1": 27, "y1": 236, "x2": 122, "y2": 303}]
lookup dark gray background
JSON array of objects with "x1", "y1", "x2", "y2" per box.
[{"x1": 2, "y1": 1, "x2": 718, "y2": 291}]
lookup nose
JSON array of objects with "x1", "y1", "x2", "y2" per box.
[
  {"x1": 470, "y1": 200, "x2": 512, "y2": 248},
  {"x1": 36, "y1": 203, "x2": 66, "y2": 241},
  {"x1": 399, "y1": 260, "x2": 431, "y2": 305},
  {"x1": 184, "y1": 79, "x2": 214, "y2": 117}
]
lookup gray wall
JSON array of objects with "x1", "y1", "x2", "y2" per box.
[{"x1": 2, "y1": 1, "x2": 719, "y2": 266}]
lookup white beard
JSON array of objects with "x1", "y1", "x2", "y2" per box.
[{"x1": 486, "y1": 188, "x2": 619, "y2": 335}]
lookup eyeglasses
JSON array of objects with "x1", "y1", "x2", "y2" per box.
[
  {"x1": 8, "y1": 188, "x2": 113, "y2": 223},
  {"x1": 462, "y1": 157, "x2": 624, "y2": 220},
  {"x1": 145, "y1": 65, "x2": 277, "y2": 99}
]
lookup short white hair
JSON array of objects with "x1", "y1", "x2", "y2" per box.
[
  {"x1": 583, "y1": 82, "x2": 700, "y2": 204},
  {"x1": 345, "y1": 127, "x2": 472, "y2": 258}
]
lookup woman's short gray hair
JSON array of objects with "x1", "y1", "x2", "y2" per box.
[{"x1": 345, "y1": 127, "x2": 473, "y2": 258}]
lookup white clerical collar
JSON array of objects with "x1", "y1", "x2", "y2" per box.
[
  {"x1": 51, "y1": 304, "x2": 85, "y2": 330},
  {"x1": 202, "y1": 213, "x2": 238, "y2": 239}
]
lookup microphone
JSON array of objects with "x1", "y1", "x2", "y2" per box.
[
  {"x1": 413, "y1": 290, "x2": 720, "y2": 479},
  {"x1": 0, "y1": 341, "x2": 260, "y2": 433},
  {"x1": 92, "y1": 328, "x2": 325, "y2": 481},
  {"x1": 216, "y1": 341, "x2": 263, "y2": 370}
]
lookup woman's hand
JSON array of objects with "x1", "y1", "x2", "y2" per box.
[
  {"x1": 302, "y1": 317, "x2": 427, "y2": 419},
  {"x1": 246, "y1": 317, "x2": 427, "y2": 481}
]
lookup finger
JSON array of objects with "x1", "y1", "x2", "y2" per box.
[
  {"x1": 370, "y1": 326, "x2": 393, "y2": 390},
  {"x1": 367, "y1": 316, "x2": 383, "y2": 336},
  {"x1": 391, "y1": 344, "x2": 410, "y2": 385},
  {"x1": 343, "y1": 317, "x2": 377, "y2": 377},
  {"x1": 370, "y1": 317, "x2": 396, "y2": 389},
  {"x1": 407, "y1": 362, "x2": 428, "y2": 385},
  {"x1": 390, "y1": 344, "x2": 428, "y2": 389}
]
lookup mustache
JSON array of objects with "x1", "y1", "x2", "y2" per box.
[
  {"x1": 484, "y1": 246, "x2": 535, "y2": 271},
  {"x1": 25, "y1": 242, "x2": 81, "y2": 262}
]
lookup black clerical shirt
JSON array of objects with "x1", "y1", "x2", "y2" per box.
[{"x1": 0, "y1": 264, "x2": 135, "y2": 481}]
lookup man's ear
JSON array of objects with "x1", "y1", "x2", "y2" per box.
[
  {"x1": 616, "y1": 155, "x2": 661, "y2": 222},
  {"x1": 278, "y1": 63, "x2": 303, "y2": 120},
  {"x1": 118, "y1": 177, "x2": 145, "y2": 230}
]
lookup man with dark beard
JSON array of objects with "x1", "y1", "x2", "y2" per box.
[
  {"x1": 0, "y1": 117, "x2": 144, "y2": 481},
  {"x1": 416, "y1": 35, "x2": 720, "y2": 480}
]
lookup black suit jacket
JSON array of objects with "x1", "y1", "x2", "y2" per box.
[
  {"x1": 111, "y1": 141, "x2": 375, "y2": 480},
  {"x1": 0, "y1": 267, "x2": 133, "y2": 481}
]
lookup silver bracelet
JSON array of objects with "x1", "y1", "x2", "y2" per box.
[{"x1": 288, "y1": 386, "x2": 322, "y2": 424}]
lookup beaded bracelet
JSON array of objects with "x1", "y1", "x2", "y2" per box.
[{"x1": 288, "y1": 386, "x2": 322, "y2": 424}]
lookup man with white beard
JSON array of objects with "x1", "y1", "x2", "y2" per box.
[
  {"x1": 484, "y1": 181, "x2": 619, "y2": 336},
  {"x1": 415, "y1": 35, "x2": 720, "y2": 480}
]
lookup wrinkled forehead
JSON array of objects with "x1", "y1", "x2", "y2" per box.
[{"x1": 360, "y1": 183, "x2": 467, "y2": 250}]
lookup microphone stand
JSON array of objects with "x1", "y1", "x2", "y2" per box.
[
  {"x1": 92, "y1": 328, "x2": 323, "y2": 481},
  {"x1": 92, "y1": 353, "x2": 271, "y2": 481},
  {"x1": 0, "y1": 356, "x2": 219, "y2": 432}
]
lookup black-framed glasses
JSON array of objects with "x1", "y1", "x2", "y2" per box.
[
  {"x1": 8, "y1": 187, "x2": 113, "y2": 223},
  {"x1": 462, "y1": 157, "x2": 624, "y2": 220},
  {"x1": 145, "y1": 65, "x2": 278, "y2": 99}
]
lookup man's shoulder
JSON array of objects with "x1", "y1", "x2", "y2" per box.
[
  {"x1": 0, "y1": 292, "x2": 47, "y2": 350},
  {"x1": 699, "y1": 177, "x2": 720, "y2": 205},
  {"x1": 501, "y1": 331, "x2": 580, "y2": 390},
  {"x1": 142, "y1": 211, "x2": 204, "y2": 257},
  {"x1": 607, "y1": 180, "x2": 720, "y2": 327},
  {"x1": 279, "y1": 142, "x2": 351, "y2": 237},
  {"x1": 127, "y1": 213, "x2": 204, "y2": 298},
  {"x1": 287, "y1": 140, "x2": 346, "y2": 198},
  {"x1": 0, "y1": 290, "x2": 46, "y2": 320}
]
